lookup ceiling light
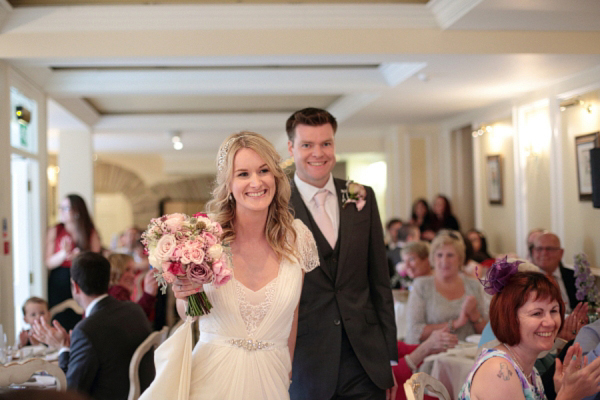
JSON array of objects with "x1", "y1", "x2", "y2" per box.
[{"x1": 173, "y1": 141, "x2": 183, "y2": 151}]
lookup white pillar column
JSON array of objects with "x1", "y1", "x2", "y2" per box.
[
  {"x1": 384, "y1": 125, "x2": 411, "y2": 220},
  {"x1": 58, "y1": 129, "x2": 94, "y2": 215}
]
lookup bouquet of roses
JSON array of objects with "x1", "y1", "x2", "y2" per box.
[{"x1": 141, "y1": 212, "x2": 232, "y2": 317}]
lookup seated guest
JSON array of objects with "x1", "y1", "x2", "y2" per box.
[
  {"x1": 386, "y1": 218, "x2": 403, "y2": 250},
  {"x1": 394, "y1": 326, "x2": 458, "y2": 400},
  {"x1": 32, "y1": 252, "x2": 154, "y2": 400},
  {"x1": 18, "y1": 297, "x2": 50, "y2": 348},
  {"x1": 432, "y1": 195, "x2": 460, "y2": 232},
  {"x1": 107, "y1": 253, "x2": 158, "y2": 321},
  {"x1": 400, "y1": 241, "x2": 432, "y2": 280},
  {"x1": 466, "y1": 229, "x2": 493, "y2": 264},
  {"x1": 405, "y1": 231, "x2": 487, "y2": 343},
  {"x1": 459, "y1": 261, "x2": 600, "y2": 400},
  {"x1": 526, "y1": 228, "x2": 546, "y2": 261},
  {"x1": 389, "y1": 224, "x2": 420, "y2": 287},
  {"x1": 410, "y1": 198, "x2": 436, "y2": 241},
  {"x1": 532, "y1": 232, "x2": 579, "y2": 312}
]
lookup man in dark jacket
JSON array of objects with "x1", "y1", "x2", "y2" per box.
[{"x1": 33, "y1": 252, "x2": 154, "y2": 400}]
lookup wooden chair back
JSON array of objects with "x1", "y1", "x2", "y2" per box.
[
  {"x1": 404, "y1": 372, "x2": 451, "y2": 400},
  {"x1": 0, "y1": 358, "x2": 67, "y2": 390},
  {"x1": 128, "y1": 326, "x2": 168, "y2": 400},
  {"x1": 49, "y1": 299, "x2": 84, "y2": 317}
]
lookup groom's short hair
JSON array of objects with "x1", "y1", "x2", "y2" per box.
[
  {"x1": 286, "y1": 108, "x2": 337, "y2": 142},
  {"x1": 71, "y1": 252, "x2": 111, "y2": 296}
]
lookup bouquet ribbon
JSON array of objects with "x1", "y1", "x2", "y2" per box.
[{"x1": 138, "y1": 317, "x2": 195, "y2": 400}]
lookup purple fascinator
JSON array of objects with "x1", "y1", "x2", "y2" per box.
[{"x1": 478, "y1": 256, "x2": 522, "y2": 295}]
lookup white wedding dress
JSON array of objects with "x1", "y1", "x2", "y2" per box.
[{"x1": 140, "y1": 219, "x2": 318, "y2": 400}]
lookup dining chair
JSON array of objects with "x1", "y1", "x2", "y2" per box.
[
  {"x1": 404, "y1": 372, "x2": 451, "y2": 400},
  {"x1": 128, "y1": 326, "x2": 168, "y2": 400},
  {"x1": 0, "y1": 358, "x2": 67, "y2": 390},
  {"x1": 168, "y1": 319, "x2": 184, "y2": 338},
  {"x1": 49, "y1": 299, "x2": 84, "y2": 317}
]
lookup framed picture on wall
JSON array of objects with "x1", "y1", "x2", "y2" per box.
[
  {"x1": 486, "y1": 155, "x2": 503, "y2": 205},
  {"x1": 575, "y1": 132, "x2": 599, "y2": 201}
]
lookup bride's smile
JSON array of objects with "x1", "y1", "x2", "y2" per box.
[{"x1": 231, "y1": 147, "x2": 276, "y2": 214}]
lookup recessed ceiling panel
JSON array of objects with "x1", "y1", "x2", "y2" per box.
[{"x1": 85, "y1": 94, "x2": 340, "y2": 115}]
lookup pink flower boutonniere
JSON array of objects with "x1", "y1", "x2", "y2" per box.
[{"x1": 341, "y1": 180, "x2": 367, "y2": 211}]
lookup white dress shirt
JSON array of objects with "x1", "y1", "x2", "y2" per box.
[{"x1": 294, "y1": 173, "x2": 339, "y2": 234}]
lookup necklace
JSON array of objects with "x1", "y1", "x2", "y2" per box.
[{"x1": 503, "y1": 344, "x2": 532, "y2": 383}]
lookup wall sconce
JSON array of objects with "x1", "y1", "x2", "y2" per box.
[
  {"x1": 280, "y1": 157, "x2": 294, "y2": 169},
  {"x1": 560, "y1": 98, "x2": 593, "y2": 113},
  {"x1": 170, "y1": 131, "x2": 183, "y2": 150},
  {"x1": 47, "y1": 165, "x2": 59, "y2": 187},
  {"x1": 472, "y1": 125, "x2": 493, "y2": 138}
]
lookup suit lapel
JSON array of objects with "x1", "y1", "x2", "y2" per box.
[
  {"x1": 290, "y1": 182, "x2": 335, "y2": 282},
  {"x1": 335, "y1": 179, "x2": 354, "y2": 283}
]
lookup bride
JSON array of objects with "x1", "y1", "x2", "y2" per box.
[{"x1": 140, "y1": 132, "x2": 319, "y2": 400}]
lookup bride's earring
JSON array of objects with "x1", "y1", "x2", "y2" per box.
[{"x1": 228, "y1": 193, "x2": 233, "y2": 202}]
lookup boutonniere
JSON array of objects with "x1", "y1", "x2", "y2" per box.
[{"x1": 341, "y1": 180, "x2": 367, "y2": 211}]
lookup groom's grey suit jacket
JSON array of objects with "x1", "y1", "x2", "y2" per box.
[{"x1": 289, "y1": 178, "x2": 397, "y2": 400}]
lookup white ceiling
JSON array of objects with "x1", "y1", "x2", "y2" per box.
[{"x1": 1, "y1": 0, "x2": 600, "y2": 172}]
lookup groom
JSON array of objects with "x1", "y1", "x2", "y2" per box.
[{"x1": 287, "y1": 108, "x2": 397, "y2": 400}]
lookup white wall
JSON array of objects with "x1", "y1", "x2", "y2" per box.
[
  {"x1": 561, "y1": 90, "x2": 600, "y2": 267},
  {"x1": 59, "y1": 129, "x2": 94, "y2": 214}
]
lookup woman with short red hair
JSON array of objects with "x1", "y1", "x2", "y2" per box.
[{"x1": 458, "y1": 261, "x2": 600, "y2": 400}]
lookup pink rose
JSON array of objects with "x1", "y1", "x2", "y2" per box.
[
  {"x1": 187, "y1": 262, "x2": 213, "y2": 284},
  {"x1": 154, "y1": 234, "x2": 177, "y2": 262},
  {"x1": 180, "y1": 243, "x2": 205, "y2": 265},
  {"x1": 203, "y1": 232, "x2": 217, "y2": 247},
  {"x1": 193, "y1": 212, "x2": 208, "y2": 218},
  {"x1": 356, "y1": 198, "x2": 366, "y2": 211},
  {"x1": 165, "y1": 261, "x2": 185, "y2": 276},
  {"x1": 164, "y1": 213, "x2": 187, "y2": 232},
  {"x1": 162, "y1": 271, "x2": 176, "y2": 284},
  {"x1": 211, "y1": 260, "x2": 224, "y2": 275},
  {"x1": 214, "y1": 268, "x2": 232, "y2": 287},
  {"x1": 170, "y1": 244, "x2": 183, "y2": 261},
  {"x1": 212, "y1": 222, "x2": 223, "y2": 236}
]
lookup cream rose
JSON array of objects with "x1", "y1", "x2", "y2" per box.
[
  {"x1": 154, "y1": 234, "x2": 177, "y2": 262},
  {"x1": 207, "y1": 244, "x2": 223, "y2": 261}
]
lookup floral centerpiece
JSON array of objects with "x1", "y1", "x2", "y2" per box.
[
  {"x1": 142, "y1": 212, "x2": 232, "y2": 317},
  {"x1": 574, "y1": 253, "x2": 599, "y2": 322}
]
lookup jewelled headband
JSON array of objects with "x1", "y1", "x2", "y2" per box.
[{"x1": 217, "y1": 136, "x2": 240, "y2": 172}]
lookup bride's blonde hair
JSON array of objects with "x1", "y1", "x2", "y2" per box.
[{"x1": 206, "y1": 132, "x2": 298, "y2": 262}]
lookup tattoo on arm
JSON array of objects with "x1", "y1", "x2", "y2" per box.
[{"x1": 497, "y1": 363, "x2": 513, "y2": 381}]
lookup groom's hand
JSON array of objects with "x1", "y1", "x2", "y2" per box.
[{"x1": 386, "y1": 368, "x2": 398, "y2": 400}]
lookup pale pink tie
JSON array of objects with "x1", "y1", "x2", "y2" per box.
[{"x1": 313, "y1": 190, "x2": 337, "y2": 248}]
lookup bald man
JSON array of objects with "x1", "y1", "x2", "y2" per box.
[{"x1": 532, "y1": 233, "x2": 578, "y2": 312}]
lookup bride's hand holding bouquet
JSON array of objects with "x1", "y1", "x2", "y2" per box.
[{"x1": 142, "y1": 212, "x2": 232, "y2": 317}]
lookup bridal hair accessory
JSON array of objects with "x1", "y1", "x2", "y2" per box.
[
  {"x1": 142, "y1": 212, "x2": 232, "y2": 316},
  {"x1": 217, "y1": 136, "x2": 240, "y2": 172},
  {"x1": 341, "y1": 180, "x2": 367, "y2": 211},
  {"x1": 478, "y1": 256, "x2": 521, "y2": 295}
]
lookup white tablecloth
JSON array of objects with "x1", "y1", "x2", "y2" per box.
[
  {"x1": 392, "y1": 289, "x2": 408, "y2": 340},
  {"x1": 420, "y1": 345, "x2": 479, "y2": 400}
]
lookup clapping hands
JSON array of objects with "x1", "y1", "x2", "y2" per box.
[
  {"x1": 30, "y1": 317, "x2": 70, "y2": 349},
  {"x1": 425, "y1": 326, "x2": 459, "y2": 355},
  {"x1": 554, "y1": 342, "x2": 600, "y2": 400},
  {"x1": 558, "y1": 302, "x2": 588, "y2": 341}
]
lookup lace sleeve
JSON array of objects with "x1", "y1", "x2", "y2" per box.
[{"x1": 292, "y1": 219, "x2": 320, "y2": 272}]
